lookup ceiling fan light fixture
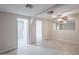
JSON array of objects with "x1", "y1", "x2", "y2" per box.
[{"x1": 62, "y1": 16, "x2": 68, "y2": 20}]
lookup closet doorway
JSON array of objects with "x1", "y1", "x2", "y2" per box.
[
  {"x1": 17, "y1": 18, "x2": 29, "y2": 48},
  {"x1": 36, "y1": 20, "x2": 42, "y2": 45}
]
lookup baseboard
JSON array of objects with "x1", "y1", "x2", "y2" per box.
[
  {"x1": 0, "y1": 48, "x2": 17, "y2": 54},
  {"x1": 57, "y1": 39, "x2": 79, "y2": 45},
  {"x1": 48, "y1": 38, "x2": 79, "y2": 45}
]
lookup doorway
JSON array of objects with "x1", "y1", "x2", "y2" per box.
[
  {"x1": 17, "y1": 18, "x2": 29, "y2": 48},
  {"x1": 36, "y1": 20, "x2": 42, "y2": 45}
]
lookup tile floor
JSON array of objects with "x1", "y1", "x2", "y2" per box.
[
  {"x1": 1, "y1": 39, "x2": 79, "y2": 55},
  {"x1": 1, "y1": 45, "x2": 67, "y2": 55}
]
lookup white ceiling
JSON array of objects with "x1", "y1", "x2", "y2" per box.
[
  {"x1": 0, "y1": 4, "x2": 54, "y2": 16},
  {"x1": 36, "y1": 4, "x2": 79, "y2": 19},
  {"x1": 0, "y1": 4, "x2": 79, "y2": 19}
]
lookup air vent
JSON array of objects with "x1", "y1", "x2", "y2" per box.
[{"x1": 25, "y1": 4, "x2": 33, "y2": 8}]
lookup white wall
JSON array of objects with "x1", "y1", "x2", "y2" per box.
[
  {"x1": 42, "y1": 19, "x2": 49, "y2": 40},
  {"x1": 51, "y1": 15, "x2": 79, "y2": 44},
  {"x1": 29, "y1": 18, "x2": 51, "y2": 44},
  {"x1": 56, "y1": 18, "x2": 79, "y2": 44},
  {"x1": 29, "y1": 15, "x2": 79, "y2": 47},
  {"x1": 0, "y1": 12, "x2": 17, "y2": 53},
  {"x1": 0, "y1": 12, "x2": 54, "y2": 53},
  {"x1": 37, "y1": 16, "x2": 79, "y2": 47},
  {"x1": 0, "y1": 12, "x2": 31, "y2": 53},
  {"x1": 29, "y1": 17, "x2": 36, "y2": 44}
]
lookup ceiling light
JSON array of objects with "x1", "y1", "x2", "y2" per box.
[
  {"x1": 62, "y1": 16, "x2": 68, "y2": 20},
  {"x1": 58, "y1": 19, "x2": 62, "y2": 21},
  {"x1": 48, "y1": 11, "x2": 54, "y2": 15},
  {"x1": 25, "y1": 4, "x2": 33, "y2": 8},
  {"x1": 63, "y1": 21, "x2": 67, "y2": 23}
]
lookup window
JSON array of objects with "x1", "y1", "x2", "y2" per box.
[{"x1": 55, "y1": 20, "x2": 75, "y2": 30}]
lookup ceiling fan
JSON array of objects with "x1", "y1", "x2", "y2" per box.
[{"x1": 53, "y1": 14, "x2": 74, "y2": 24}]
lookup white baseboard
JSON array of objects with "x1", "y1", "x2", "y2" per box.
[
  {"x1": 57, "y1": 39, "x2": 79, "y2": 45},
  {"x1": 0, "y1": 48, "x2": 17, "y2": 54}
]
